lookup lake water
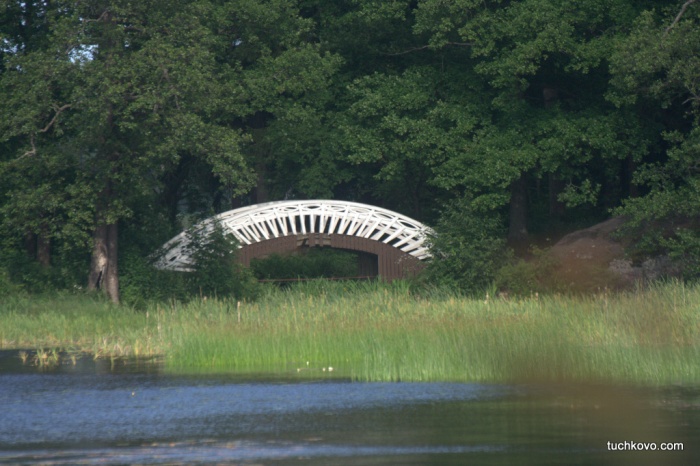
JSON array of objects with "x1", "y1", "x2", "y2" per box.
[{"x1": 0, "y1": 352, "x2": 698, "y2": 465}]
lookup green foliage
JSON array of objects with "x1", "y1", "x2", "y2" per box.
[
  {"x1": 609, "y1": 6, "x2": 700, "y2": 111},
  {"x1": 662, "y1": 229, "x2": 700, "y2": 281},
  {"x1": 494, "y1": 247, "x2": 621, "y2": 296},
  {"x1": 339, "y1": 66, "x2": 485, "y2": 215},
  {"x1": 250, "y1": 248, "x2": 360, "y2": 281},
  {"x1": 0, "y1": 247, "x2": 86, "y2": 294},
  {"x1": 494, "y1": 249, "x2": 562, "y2": 296},
  {"x1": 119, "y1": 218, "x2": 262, "y2": 307},
  {"x1": 610, "y1": 3, "x2": 700, "y2": 278},
  {"x1": 0, "y1": 267, "x2": 23, "y2": 298},
  {"x1": 3, "y1": 0, "x2": 700, "y2": 297},
  {"x1": 424, "y1": 197, "x2": 510, "y2": 294},
  {"x1": 184, "y1": 219, "x2": 260, "y2": 300},
  {"x1": 615, "y1": 176, "x2": 700, "y2": 265},
  {"x1": 118, "y1": 251, "x2": 189, "y2": 308}
]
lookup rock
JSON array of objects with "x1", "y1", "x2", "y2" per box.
[
  {"x1": 549, "y1": 217, "x2": 680, "y2": 287},
  {"x1": 550, "y1": 217, "x2": 626, "y2": 265}
]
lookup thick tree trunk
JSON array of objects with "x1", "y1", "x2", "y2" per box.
[
  {"x1": 104, "y1": 222, "x2": 119, "y2": 303},
  {"x1": 88, "y1": 222, "x2": 120, "y2": 303},
  {"x1": 88, "y1": 224, "x2": 108, "y2": 291},
  {"x1": 508, "y1": 173, "x2": 529, "y2": 246}
]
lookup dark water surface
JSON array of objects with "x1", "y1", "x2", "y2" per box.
[{"x1": 0, "y1": 353, "x2": 698, "y2": 465}]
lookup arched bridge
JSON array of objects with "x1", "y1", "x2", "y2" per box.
[{"x1": 156, "y1": 200, "x2": 433, "y2": 280}]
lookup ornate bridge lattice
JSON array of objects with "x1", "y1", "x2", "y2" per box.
[{"x1": 157, "y1": 200, "x2": 433, "y2": 280}]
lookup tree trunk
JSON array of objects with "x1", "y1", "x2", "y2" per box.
[
  {"x1": 88, "y1": 222, "x2": 120, "y2": 303},
  {"x1": 88, "y1": 224, "x2": 108, "y2": 291},
  {"x1": 104, "y1": 222, "x2": 119, "y2": 303},
  {"x1": 37, "y1": 224, "x2": 51, "y2": 267},
  {"x1": 24, "y1": 231, "x2": 37, "y2": 260},
  {"x1": 508, "y1": 173, "x2": 529, "y2": 246},
  {"x1": 24, "y1": 228, "x2": 51, "y2": 267},
  {"x1": 626, "y1": 155, "x2": 638, "y2": 198},
  {"x1": 548, "y1": 174, "x2": 566, "y2": 220},
  {"x1": 254, "y1": 158, "x2": 269, "y2": 204}
]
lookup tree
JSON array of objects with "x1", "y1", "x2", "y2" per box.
[
  {"x1": 339, "y1": 65, "x2": 487, "y2": 219},
  {"x1": 424, "y1": 196, "x2": 509, "y2": 293},
  {"x1": 410, "y1": 0, "x2": 652, "y2": 241},
  {"x1": 184, "y1": 218, "x2": 257, "y2": 299},
  {"x1": 222, "y1": 0, "x2": 344, "y2": 203},
  {"x1": 1, "y1": 0, "x2": 350, "y2": 300},
  {"x1": 301, "y1": 0, "x2": 651, "y2": 234},
  {"x1": 1, "y1": 1, "x2": 253, "y2": 302},
  {"x1": 610, "y1": 1, "x2": 700, "y2": 278}
]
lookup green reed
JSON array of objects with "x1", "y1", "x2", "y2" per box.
[
  {"x1": 1, "y1": 280, "x2": 699, "y2": 384},
  {"x1": 0, "y1": 292, "x2": 162, "y2": 358}
]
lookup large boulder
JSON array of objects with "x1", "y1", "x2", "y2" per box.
[
  {"x1": 549, "y1": 217, "x2": 678, "y2": 287},
  {"x1": 550, "y1": 217, "x2": 626, "y2": 265}
]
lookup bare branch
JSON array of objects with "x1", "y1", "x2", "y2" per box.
[
  {"x1": 123, "y1": 25, "x2": 146, "y2": 33},
  {"x1": 39, "y1": 104, "x2": 72, "y2": 133},
  {"x1": 384, "y1": 45, "x2": 431, "y2": 56},
  {"x1": 383, "y1": 42, "x2": 473, "y2": 56},
  {"x1": 666, "y1": 0, "x2": 697, "y2": 33},
  {"x1": 15, "y1": 105, "x2": 71, "y2": 161},
  {"x1": 83, "y1": 9, "x2": 110, "y2": 24},
  {"x1": 19, "y1": 134, "x2": 37, "y2": 159},
  {"x1": 160, "y1": 66, "x2": 181, "y2": 110}
]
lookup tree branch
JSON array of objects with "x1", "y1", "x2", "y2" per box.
[
  {"x1": 83, "y1": 9, "x2": 110, "y2": 24},
  {"x1": 383, "y1": 42, "x2": 473, "y2": 56},
  {"x1": 40, "y1": 104, "x2": 72, "y2": 133},
  {"x1": 16, "y1": 104, "x2": 71, "y2": 160},
  {"x1": 666, "y1": 0, "x2": 697, "y2": 33},
  {"x1": 160, "y1": 66, "x2": 181, "y2": 110},
  {"x1": 21, "y1": 134, "x2": 37, "y2": 159},
  {"x1": 384, "y1": 45, "x2": 431, "y2": 56}
]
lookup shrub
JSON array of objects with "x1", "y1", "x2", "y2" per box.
[
  {"x1": 250, "y1": 248, "x2": 360, "y2": 281},
  {"x1": 184, "y1": 218, "x2": 260, "y2": 300},
  {"x1": 494, "y1": 249, "x2": 561, "y2": 296},
  {"x1": 495, "y1": 247, "x2": 623, "y2": 296},
  {"x1": 662, "y1": 228, "x2": 700, "y2": 281},
  {"x1": 118, "y1": 250, "x2": 190, "y2": 308},
  {"x1": 424, "y1": 197, "x2": 510, "y2": 294},
  {"x1": 0, "y1": 248, "x2": 84, "y2": 294},
  {"x1": 0, "y1": 267, "x2": 23, "y2": 298}
]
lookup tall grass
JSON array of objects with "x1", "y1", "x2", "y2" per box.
[
  {"x1": 1, "y1": 280, "x2": 699, "y2": 384},
  {"x1": 0, "y1": 292, "x2": 162, "y2": 358}
]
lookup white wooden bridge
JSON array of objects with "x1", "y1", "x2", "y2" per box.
[{"x1": 156, "y1": 200, "x2": 433, "y2": 280}]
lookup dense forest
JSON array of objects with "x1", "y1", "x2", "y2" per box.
[{"x1": 1, "y1": 0, "x2": 699, "y2": 303}]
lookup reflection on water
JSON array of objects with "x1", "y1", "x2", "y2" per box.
[{"x1": 0, "y1": 352, "x2": 698, "y2": 465}]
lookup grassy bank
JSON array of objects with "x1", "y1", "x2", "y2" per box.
[{"x1": 1, "y1": 281, "x2": 699, "y2": 384}]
